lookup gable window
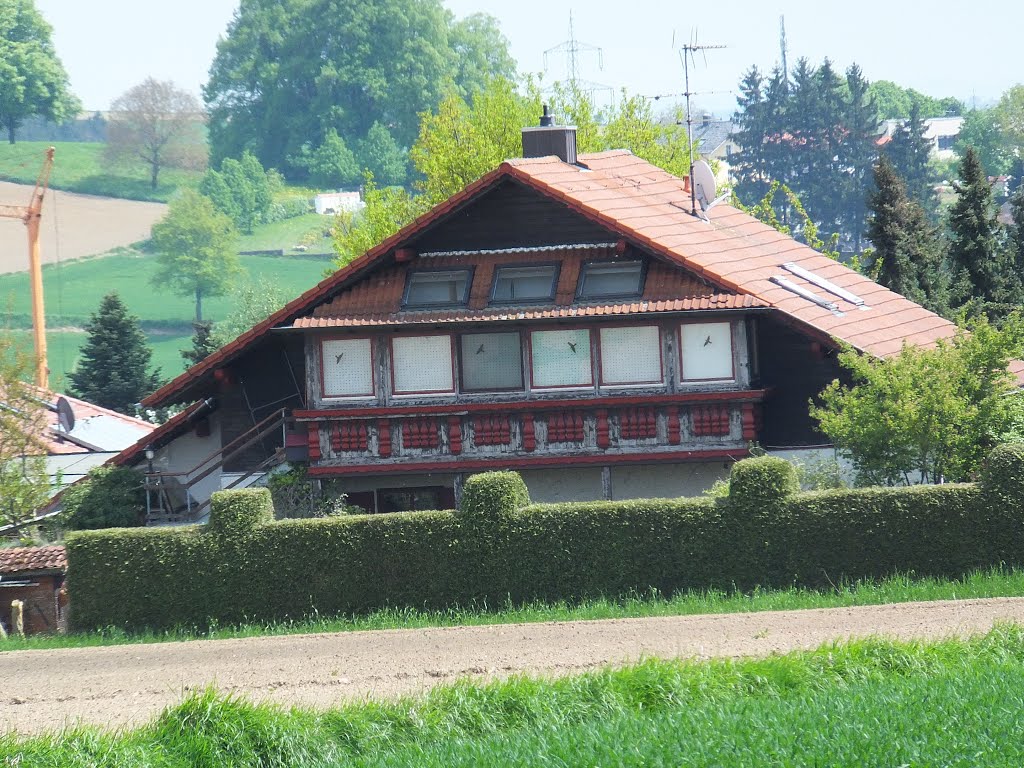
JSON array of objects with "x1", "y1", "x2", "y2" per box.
[
  {"x1": 321, "y1": 337, "x2": 375, "y2": 397},
  {"x1": 599, "y1": 326, "x2": 663, "y2": 385},
  {"x1": 460, "y1": 332, "x2": 524, "y2": 391},
  {"x1": 403, "y1": 269, "x2": 472, "y2": 308},
  {"x1": 491, "y1": 265, "x2": 559, "y2": 303},
  {"x1": 391, "y1": 334, "x2": 454, "y2": 394},
  {"x1": 680, "y1": 322, "x2": 733, "y2": 381},
  {"x1": 530, "y1": 329, "x2": 593, "y2": 388},
  {"x1": 577, "y1": 261, "x2": 644, "y2": 299}
]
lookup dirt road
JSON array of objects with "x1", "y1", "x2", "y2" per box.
[
  {"x1": 0, "y1": 182, "x2": 166, "y2": 274},
  {"x1": 3, "y1": 596, "x2": 1024, "y2": 734}
]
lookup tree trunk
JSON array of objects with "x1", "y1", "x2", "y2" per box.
[
  {"x1": 6, "y1": 120, "x2": 15, "y2": 144},
  {"x1": 195, "y1": 288, "x2": 203, "y2": 323},
  {"x1": 151, "y1": 162, "x2": 159, "y2": 190}
]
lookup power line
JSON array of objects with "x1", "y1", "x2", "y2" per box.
[{"x1": 679, "y1": 36, "x2": 727, "y2": 214}]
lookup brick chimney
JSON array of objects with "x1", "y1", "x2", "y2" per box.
[{"x1": 521, "y1": 104, "x2": 577, "y2": 164}]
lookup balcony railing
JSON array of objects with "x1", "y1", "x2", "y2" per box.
[{"x1": 293, "y1": 391, "x2": 765, "y2": 475}]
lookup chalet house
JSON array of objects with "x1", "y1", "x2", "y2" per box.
[{"x1": 107, "y1": 120, "x2": 970, "y2": 521}]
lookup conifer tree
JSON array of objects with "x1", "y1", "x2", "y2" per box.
[
  {"x1": 866, "y1": 156, "x2": 949, "y2": 315},
  {"x1": 886, "y1": 101, "x2": 936, "y2": 213},
  {"x1": 948, "y1": 147, "x2": 1017, "y2": 315},
  {"x1": 180, "y1": 321, "x2": 217, "y2": 367},
  {"x1": 69, "y1": 293, "x2": 161, "y2": 414}
]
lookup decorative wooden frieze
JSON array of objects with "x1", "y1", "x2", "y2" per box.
[
  {"x1": 448, "y1": 416, "x2": 463, "y2": 455},
  {"x1": 619, "y1": 407, "x2": 658, "y2": 440},
  {"x1": 741, "y1": 402, "x2": 757, "y2": 441},
  {"x1": 473, "y1": 414, "x2": 512, "y2": 446},
  {"x1": 548, "y1": 412, "x2": 585, "y2": 443},
  {"x1": 691, "y1": 405, "x2": 731, "y2": 437},
  {"x1": 377, "y1": 419, "x2": 392, "y2": 457},
  {"x1": 332, "y1": 422, "x2": 368, "y2": 452},
  {"x1": 596, "y1": 409, "x2": 610, "y2": 449},
  {"x1": 666, "y1": 406, "x2": 681, "y2": 445},
  {"x1": 404, "y1": 418, "x2": 440, "y2": 449},
  {"x1": 522, "y1": 413, "x2": 536, "y2": 451},
  {"x1": 307, "y1": 422, "x2": 322, "y2": 461}
]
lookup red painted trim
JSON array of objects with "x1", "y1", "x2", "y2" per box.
[
  {"x1": 527, "y1": 327, "x2": 595, "y2": 390},
  {"x1": 307, "y1": 448, "x2": 751, "y2": 477},
  {"x1": 741, "y1": 402, "x2": 757, "y2": 441},
  {"x1": 448, "y1": 416, "x2": 463, "y2": 454},
  {"x1": 294, "y1": 389, "x2": 767, "y2": 420},
  {"x1": 522, "y1": 413, "x2": 536, "y2": 451},
  {"x1": 389, "y1": 333, "x2": 456, "y2": 395},
  {"x1": 667, "y1": 405, "x2": 681, "y2": 445},
  {"x1": 678, "y1": 320, "x2": 737, "y2": 383},
  {"x1": 596, "y1": 409, "x2": 610, "y2": 448},
  {"x1": 394, "y1": 247, "x2": 416, "y2": 262},
  {"x1": 597, "y1": 324, "x2": 665, "y2": 387},
  {"x1": 320, "y1": 335, "x2": 376, "y2": 399},
  {"x1": 307, "y1": 423, "x2": 322, "y2": 461},
  {"x1": 377, "y1": 419, "x2": 391, "y2": 457}
]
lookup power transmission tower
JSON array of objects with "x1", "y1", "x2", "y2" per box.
[{"x1": 543, "y1": 11, "x2": 612, "y2": 107}]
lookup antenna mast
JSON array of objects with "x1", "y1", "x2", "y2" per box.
[
  {"x1": 680, "y1": 37, "x2": 726, "y2": 215},
  {"x1": 779, "y1": 15, "x2": 789, "y2": 82}
]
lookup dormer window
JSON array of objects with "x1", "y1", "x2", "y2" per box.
[
  {"x1": 491, "y1": 264, "x2": 559, "y2": 303},
  {"x1": 403, "y1": 269, "x2": 472, "y2": 308},
  {"x1": 577, "y1": 261, "x2": 644, "y2": 299}
]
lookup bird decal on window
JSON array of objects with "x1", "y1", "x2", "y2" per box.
[
  {"x1": 335, "y1": 352, "x2": 345, "y2": 364},
  {"x1": 567, "y1": 341, "x2": 578, "y2": 353},
  {"x1": 703, "y1": 336, "x2": 712, "y2": 347},
  {"x1": 476, "y1": 344, "x2": 486, "y2": 355}
]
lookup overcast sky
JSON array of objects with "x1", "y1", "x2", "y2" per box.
[{"x1": 36, "y1": 0, "x2": 1021, "y2": 115}]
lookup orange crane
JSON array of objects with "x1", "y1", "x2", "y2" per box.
[{"x1": 0, "y1": 146, "x2": 55, "y2": 390}]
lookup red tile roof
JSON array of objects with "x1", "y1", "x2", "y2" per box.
[
  {"x1": 0, "y1": 545, "x2": 66, "y2": 574},
  {"x1": 141, "y1": 149, "x2": 977, "y2": 407}
]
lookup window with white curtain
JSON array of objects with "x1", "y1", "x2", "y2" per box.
[
  {"x1": 600, "y1": 326, "x2": 662, "y2": 384},
  {"x1": 322, "y1": 338, "x2": 374, "y2": 397},
  {"x1": 460, "y1": 332, "x2": 523, "y2": 391},
  {"x1": 391, "y1": 335, "x2": 454, "y2": 393},
  {"x1": 680, "y1": 322, "x2": 733, "y2": 381},
  {"x1": 530, "y1": 329, "x2": 593, "y2": 388}
]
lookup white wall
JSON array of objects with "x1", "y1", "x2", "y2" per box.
[
  {"x1": 611, "y1": 462, "x2": 729, "y2": 500},
  {"x1": 146, "y1": 414, "x2": 223, "y2": 507}
]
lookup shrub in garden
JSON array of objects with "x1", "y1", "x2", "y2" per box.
[{"x1": 61, "y1": 466, "x2": 146, "y2": 529}]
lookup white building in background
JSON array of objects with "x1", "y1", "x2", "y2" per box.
[{"x1": 314, "y1": 192, "x2": 365, "y2": 216}]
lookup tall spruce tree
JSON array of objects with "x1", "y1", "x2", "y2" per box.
[
  {"x1": 886, "y1": 101, "x2": 936, "y2": 213},
  {"x1": 69, "y1": 293, "x2": 161, "y2": 414},
  {"x1": 841, "y1": 64, "x2": 880, "y2": 249},
  {"x1": 731, "y1": 66, "x2": 771, "y2": 205},
  {"x1": 180, "y1": 321, "x2": 217, "y2": 367},
  {"x1": 866, "y1": 156, "x2": 949, "y2": 315},
  {"x1": 947, "y1": 146, "x2": 1017, "y2": 316},
  {"x1": 1009, "y1": 186, "x2": 1024, "y2": 275}
]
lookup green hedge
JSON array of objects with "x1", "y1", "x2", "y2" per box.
[{"x1": 65, "y1": 455, "x2": 1024, "y2": 631}]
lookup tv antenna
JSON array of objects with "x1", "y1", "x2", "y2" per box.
[
  {"x1": 543, "y1": 11, "x2": 613, "y2": 107},
  {"x1": 679, "y1": 34, "x2": 726, "y2": 215}
]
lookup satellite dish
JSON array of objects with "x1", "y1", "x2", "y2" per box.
[
  {"x1": 692, "y1": 160, "x2": 717, "y2": 211},
  {"x1": 55, "y1": 396, "x2": 75, "y2": 433}
]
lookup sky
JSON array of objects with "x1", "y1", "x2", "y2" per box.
[{"x1": 36, "y1": 0, "x2": 1022, "y2": 116}]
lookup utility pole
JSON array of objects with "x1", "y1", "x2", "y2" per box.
[{"x1": 779, "y1": 15, "x2": 789, "y2": 83}]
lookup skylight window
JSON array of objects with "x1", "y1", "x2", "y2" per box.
[
  {"x1": 577, "y1": 261, "x2": 644, "y2": 299},
  {"x1": 491, "y1": 265, "x2": 559, "y2": 303},
  {"x1": 403, "y1": 269, "x2": 472, "y2": 308}
]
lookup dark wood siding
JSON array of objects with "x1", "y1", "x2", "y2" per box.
[
  {"x1": 754, "y1": 315, "x2": 845, "y2": 447},
  {"x1": 411, "y1": 180, "x2": 613, "y2": 252}
]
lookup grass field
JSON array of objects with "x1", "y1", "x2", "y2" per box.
[
  {"x1": 4, "y1": 625, "x2": 1024, "y2": 765},
  {"x1": 2, "y1": 566, "x2": 1022, "y2": 653},
  {"x1": 0, "y1": 141, "x2": 203, "y2": 203}
]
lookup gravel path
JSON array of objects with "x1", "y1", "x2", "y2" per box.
[
  {"x1": 3, "y1": 596, "x2": 1024, "y2": 735},
  {"x1": 0, "y1": 182, "x2": 166, "y2": 274}
]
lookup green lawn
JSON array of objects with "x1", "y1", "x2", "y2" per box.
[
  {"x1": 0, "y1": 141, "x2": 203, "y2": 203},
  {"x1": 237, "y1": 213, "x2": 334, "y2": 254},
  {"x1": 4, "y1": 626, "x2": 1024, "y2": 764},
  {"x1": 2, "y1": 566, "x2": 1023, "y2": 653}
]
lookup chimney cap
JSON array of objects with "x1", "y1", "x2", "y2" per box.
[{"x1": 539, "y1": 104, "x2": 554, "y2": 127}]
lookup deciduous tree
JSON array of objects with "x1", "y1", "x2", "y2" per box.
[
  {"x1": 104, "y1": 78, "x2": 206, "y2": 190},
  {"x1": 812, "y1": 315, "x2": 1024, "y2": 485},
  {"x1": 150, "y1": 190, "x2": 241, "y2": 322},
  {"x1": 69, "y1": 293, "x2": 161, "y2": 415},
  {"x1": 200, "y1": 151, "x2": 280, "y2": 234},
  {"x1": 0, "y1": 0, "x2": 79, "y2": 143},
  {"x1": 358, "y1": 121, "x2": 408, "y2": 188}
]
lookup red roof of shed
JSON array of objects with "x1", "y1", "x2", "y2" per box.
[{"x1": 0, "y1": 545, "x2": 66, "y2": 575}]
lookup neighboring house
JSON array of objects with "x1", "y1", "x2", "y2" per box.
[
  {"x1": 879, "y1": 116, "x2": 964, "y2": 158},
  {"x1": 314, "y1": 192, "x2": 365, "y2": 216},
  {"x1": 34, "y1": 393, "x2": 156, "y2": 489},
  {"x1": 107, "y1": 119, "x2": 980, "y2": 521},
  {"x1": 690, "y1": 114, "x2": 738, "y2": 183},
  {"x1": 0, "y1": 545, "x2": 66, "y2": 635}
]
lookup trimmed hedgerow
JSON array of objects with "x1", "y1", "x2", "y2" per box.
[{"x1": 65, "y1": 446, "x2": 1024, "y2": 632}]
